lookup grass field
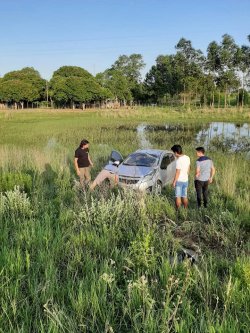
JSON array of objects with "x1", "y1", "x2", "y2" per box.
[{"x1": 0, "y1": 107, "x2": 250, "y2": 332}]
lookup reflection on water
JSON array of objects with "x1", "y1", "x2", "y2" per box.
[
  {"x1": 197, "y1": 123, "x2": 250, "y2": 144},
  {"x1": 137, "y1": 124, "x2": 152, "y2": 149},
  {"x1": 137, "y1": 122, "x2": 250, "y2": 152}
]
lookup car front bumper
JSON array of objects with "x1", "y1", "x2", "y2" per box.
[{"x1": 118, "y1": 178, "x2": 155, "y2": 192}]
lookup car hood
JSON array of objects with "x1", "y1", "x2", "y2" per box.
[
  {"x1": 104, "y1": 164, "x2": 119, "y2": 173},
  {"x1": 118, "y1": 165, "x2": 154, "y2": 178}
]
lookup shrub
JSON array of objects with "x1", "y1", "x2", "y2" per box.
[
  {"x1": 0, "y1": 186, "x2": 33, "y2": 221},
  {"x1": 0, "y1": 171, "x2": 32, "y2": 192}
]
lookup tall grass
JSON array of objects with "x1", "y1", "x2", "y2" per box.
[{"x1": 0, "y1": 108, "x2": 249, "y2": 332}]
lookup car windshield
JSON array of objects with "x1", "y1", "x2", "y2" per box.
[{"x1": 123, "y1": 153, "x2": 158, "y2": 167}]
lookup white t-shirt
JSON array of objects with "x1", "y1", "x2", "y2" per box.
[{"x1": 176, "y1": 155, "x2": 190, "y2": 182}]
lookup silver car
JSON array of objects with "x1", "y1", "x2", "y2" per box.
[{"x1": 105, "y1": 149, "x2": 176, "y2": 193}]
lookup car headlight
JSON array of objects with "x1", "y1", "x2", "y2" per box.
[{"x1": 140, "y1": 169, "x2": 157, "y2": 183}]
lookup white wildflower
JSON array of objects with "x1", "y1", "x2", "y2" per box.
[{"x1": 100, "y1": 273, "x2": 115, "y2": 284}]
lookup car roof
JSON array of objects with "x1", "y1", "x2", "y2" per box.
[{"x1": 135, "y1": 149, "x2": 173, "y2": 157}]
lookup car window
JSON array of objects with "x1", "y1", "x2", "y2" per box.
[
  {"x1": 123, "y1": 153, "x2": 157, "y2": 167},
  {"x1": 160, "y1": 155, "x2": 171, "y2": 169},
  {"x1": 167, "y1": 153, "x2": 175, "y2": 162}
]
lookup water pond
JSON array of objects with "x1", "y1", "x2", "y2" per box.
[{"x1": 137, "y1": 122, "x2": 250, "y2": 153}]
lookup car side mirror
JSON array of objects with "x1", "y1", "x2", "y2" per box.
[{"x1": 109, "y1": 159, "x2": 121, "y2": 163}]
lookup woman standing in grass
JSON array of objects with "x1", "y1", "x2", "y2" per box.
[{"x1": 74, "y1": 139, "x2": 93, "y2": 188}]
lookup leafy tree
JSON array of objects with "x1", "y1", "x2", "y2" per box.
[
  {"x1": 144, "y1": 39, "x2": 205, "y2": 106},
  {"x1": 206, "y1": 41, "x2": 221, "y2": 106},
  {"x1": 49, "y1": 76, "x2": 69, "y2": 107},
  {"x1": 217, "y1": 34, "x2": 240, "y2": 107},
  {"x1": 96, "y1": 69, "x2": 132, "y2": 104},
  {"x1": 52, "y1": 66, "x2": 92, "y2": 79},
  {"x1": 50, "y1": 66, "x2": 109, "y2": 108},
  {"x1": 1, "y1": 34, "x2": 249, "y2": 109},
  {"x1": 219, "y1": 34, "x2": 238, "y2": 69},
  {"x1": 175, "y1": 38, "x2": 205, "y2": 105},
  {"x1": 111, "y1": 54, "x2": 145, "y2": 85},
  {"x1": 235, "y1": 36, "x2": 250, "y2": 106},
  {"x1": 67, "y1": 77, "x2": 92, "y2": 107},
  {"x1": 144, "y1": 55, "x2": 182, "y2": 102},
  {"x1": 199, "y1": 74, "x2": 218, "y2": 107},
  {"x1": 0, "y1": 67, "x2": 45, "y2": 108},
  {"x1": 110, "y1": 54, "x2": 145, "y2": 102},
  {"x1": 130, "y1": 82, "x2": 147, "y2": 104}
]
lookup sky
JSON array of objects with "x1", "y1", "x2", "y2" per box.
[{"x1": 0, "y1": 0, "x2": 249, "y2": 79}]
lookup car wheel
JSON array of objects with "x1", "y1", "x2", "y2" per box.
[{"x1": 154, "y1": 181, "x2": 162, "y2": 195}]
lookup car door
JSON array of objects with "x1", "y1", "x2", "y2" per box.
[
  {"x1": 159, "y1": 155, "x2": 170, "y2": 185},
  {"x1": 159, "y1": 154, "x2": 176, "y2": 185},
  {"x1": 105, "y1": 150, "x2": 124, "y2": 175},
  {"x1": 109, "y1": 150, "x2": 123, "y2": 164},
  {"x1": 166, "y1": 153, "x2": 176, "y2": 183}
]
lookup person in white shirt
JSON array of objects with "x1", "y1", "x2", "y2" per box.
[{"x1": 171, "y1": 145, "x2": 191, "y2": 209}]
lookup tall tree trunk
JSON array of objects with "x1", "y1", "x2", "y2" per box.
[
  {"x1": 203, "y1": 94, "x2": 207, "y2": 108},
  {"x1": 195, "y1": 87, "x2": 198, "y2": 108},
  {"x1": 242, "y1": 73, "x2": 245, "y2": 108},
  {"x1": 224, "y1": 84, "x2": 227, "y2": 108},
  {"x1": 183, "y1": 83, "x2": 186, "y2": 106},
  {"x1": 46, "y1": 80, "x2": 49, "y2": 107},
  {"x1": 237, "y1": 88, "x2": 240, "y2": 108}
]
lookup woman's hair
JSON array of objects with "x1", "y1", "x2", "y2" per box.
[{"x1": 79, "y1": 139, "x2": 89, "y2": 148}]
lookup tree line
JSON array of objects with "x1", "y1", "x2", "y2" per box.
[{"x1": 0, "y1": 34, "x2": 250, "y2": 109}]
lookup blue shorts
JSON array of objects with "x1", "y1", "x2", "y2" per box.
[{"x1": 175, "y1": 181, "x2": 188, "y2": 198}]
